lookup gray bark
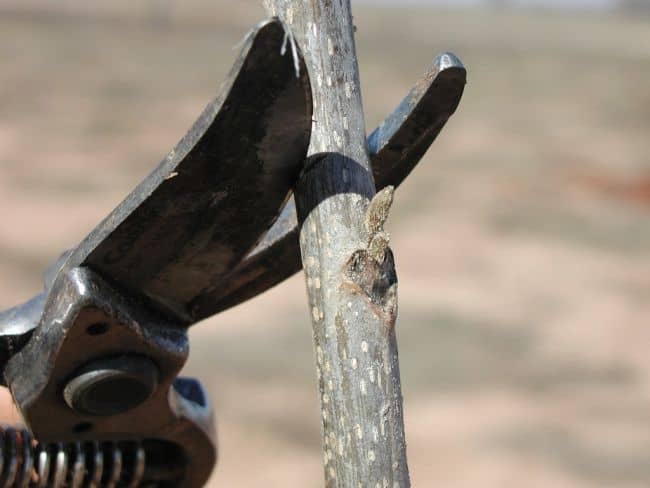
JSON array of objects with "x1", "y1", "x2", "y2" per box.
[{"x1": 262, "y1": 1, "x2": 410, "y2": 486}]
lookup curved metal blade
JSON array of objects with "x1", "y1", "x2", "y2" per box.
[
  {"x1": 0, "y1": 50, "x2": 463, "y2": 334},
  {"x1": 189, "y1": 52, "x2": 466, "y2": 320},
  {"x1": 41, "y1": 19, "x2": 312, "y2": 322}
]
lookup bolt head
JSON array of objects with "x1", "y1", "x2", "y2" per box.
[{"x1": 63, "y1": 356, "x2": 159, "y2": 416}]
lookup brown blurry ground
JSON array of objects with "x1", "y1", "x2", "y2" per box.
[{"x1": 1, "y1": 2, "x2": 649, "y2": 486}]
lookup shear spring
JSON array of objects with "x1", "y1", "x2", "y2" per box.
[{"x1": 0, "y1": 427, "x2": 147, "y2": 487}]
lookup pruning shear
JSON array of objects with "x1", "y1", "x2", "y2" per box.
[{"x1": 0, "y1": 19, "x2": 465, "y2": 487}]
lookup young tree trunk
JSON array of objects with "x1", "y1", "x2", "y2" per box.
[{"x1": 262, "y1": 1, "x2": 411, "y2": 486}]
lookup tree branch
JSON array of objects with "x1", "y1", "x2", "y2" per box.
[{"x1": 262, "y1": 1, "x2": 411, "y2": 486}]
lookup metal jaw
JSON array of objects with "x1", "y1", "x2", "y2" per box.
[
  {"x1": 193, "y1": 52, "x2": 467, "y2": 315},
  {"x1": 4, "y1": 267, "x2": 216, "y2": 487}
]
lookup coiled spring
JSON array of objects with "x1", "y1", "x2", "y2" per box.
[{"x1": 0, "y1": 428, "x2": 148, "y2": 487}]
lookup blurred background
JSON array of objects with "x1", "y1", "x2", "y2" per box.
[{"x1": 1, "y1": 0, "x2": 649, "y2": 486}]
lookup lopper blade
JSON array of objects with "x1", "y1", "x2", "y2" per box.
[{"x1": 190, "y1": 53, "x2": 466, "y2": 319}]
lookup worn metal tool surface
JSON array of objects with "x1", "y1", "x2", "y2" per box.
[
  {"x1": 5, "y1": 268, "x2": 217, "y2": 487},
  {"x1": 0, "y1": 18, "x2": 311, "y2": 487},
  {"x1": 0, "y1": 18, "x2": 466, "y2": 487}
]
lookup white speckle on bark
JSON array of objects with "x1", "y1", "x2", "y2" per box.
[
  {"x1": 351, "y1": 357, "x2": 358, "y2": 369},
  {"x1": 345, "y1": 81, "x2": 355, "y2": 98},
  {"x1": 312, "y1": 306, "x2": 320, "y2": 321},
  {"x1": 355, "y1": 424, "x2": 363, "y2": 440},
  {"x1": 333, "y1": 130, "x2": 343, "y2": 148},
  {"x1": 360, "y1": 379, "x2": 367, "y2": 395},
  {"x1": 368, "y1": 450, "x2": 376, "y2": 462},
  {"x1": 361, "y1": 341, "x2": 369, "y2": 353}
]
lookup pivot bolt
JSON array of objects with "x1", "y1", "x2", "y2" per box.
[{"x1": 63, "y1": 356, "x2": 159, "y2": 416}]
